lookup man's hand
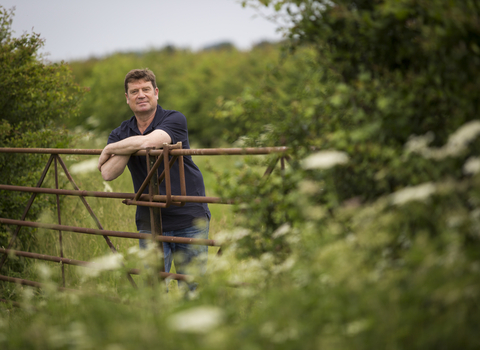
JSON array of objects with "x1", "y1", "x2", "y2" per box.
[
  {"x1": 98, "y1": 146, "x2": 113, "y2": 171},
  {"x1": 98, "y1": 144, "x2": 130, "y2": 181}
]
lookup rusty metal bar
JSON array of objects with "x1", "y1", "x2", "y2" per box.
[
  {"x1": 263, "y1": 156, "x2": 280, "y2": 177},
  {"x1": 123, "y1": 196, "x2": 232, "y2": 208},
  {"x1": 169, "y1": 147, "x2": 288, "y2": 156},
  {"x1": 0, "y1": 185, "x2": 232, "y2": 205},
  {"x1": 157, "y1": 156, "x2": 185, "y2": 208},
  {"x1": 0, "y1": 184, "x2": 144, "y2": 199},
  {"x1": 146, "y1": 149, "x2": 165, "y2": 273},
  {"x1": 157, "y1": 156, "x2": 179, "y2": 195},
  {"x1": 144, "y1": 142, "x2": 186, "y2": 208},
  {"x1": 54, "y1": 156, "x2": 66, "y2": 287},
  {"x1": 0, "y1": 218, "x2": 219, "y2": 246},
  {"x1": 0, "y1": 146, "x2": 288, "y2": 156},
  {"x1": 0, "y1": 247, "x2": 93, "y2": 267},
  {"x1": 0, "y1": 298, "x2": 21, "y2": 307},
  {"x1": 178, "y1": 152, "x2": 186, "y2": 207},
  {"x1": 0, "y1": 155, "x2": 55, "y2": 272},
  {"x1": 163, "y1": 144, "x2": 173, "y2": 207},
  {"x1": 0, "y1": 148, "x2": 103, "y2": 155},
  {"x1": 147, "y1": 270, "x2": 189, "y2": 281},
  {"x1": 0, "y1": 248, "x2": 190, "y2": 281},
  {"x1": 133, "y1": 150, "x2": 164, "y2": 201},
  {"x1": 0, "y1": 274, "x2": 77, "y2": 292}
]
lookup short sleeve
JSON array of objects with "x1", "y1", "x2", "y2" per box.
[
  {"x1": 152, "y1": 111, "x2": 188, "y2": 145},
  {"x1": 107, "y1": 127, "x2": 122, "y2": 145}
]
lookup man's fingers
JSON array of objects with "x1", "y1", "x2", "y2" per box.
[{"x1": 98, "y1": 152, "x2": 108, "y2": 171}]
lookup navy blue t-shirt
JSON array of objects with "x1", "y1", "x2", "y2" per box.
[{"x1": 107, "y1": 105, "x2": 210, "y2": 232}]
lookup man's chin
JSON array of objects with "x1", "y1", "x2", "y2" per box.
[{"x1": 134, "y1": 106, "x2": 155, "y2": 116}]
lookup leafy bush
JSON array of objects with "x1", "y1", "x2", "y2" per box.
[
  {"x1": 0, "y1": 6, "x2": 84, "y2": 273},
  {"x1": 210, "y1": 0, "x2": 480, "y2": 346}
]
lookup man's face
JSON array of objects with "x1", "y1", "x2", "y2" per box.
[{"x1": 125, "y1": 79, "x2": 159, "y2": 116}]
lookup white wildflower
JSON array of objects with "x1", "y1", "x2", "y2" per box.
[
  {"x1": 260, "y1": 322, "x2": 275, "y2": 337},
  {"x1": 231, "y1": 228, "x2": 250, "y2": 241},
  {"x1": 35, "y1": 264, "x2": 56, "y2": 296},
  {"x1": 298, "y1": 180, "x2": 321, "y2": 194},
  {"x1": 405, "y1": 120, "x2": 480, "y2": 160},
  {"x1": 169, "y1": 306, "x2": 224, "y2": 334},
  {"x1": 447, "y1": 215, "x2": 464, "y2": 228},
  {"x1": 260, "y1": 252, "x2": 275, "y2": 266},
  {"x1": 272, "y1": 327, "x2": 299, "y2": 343},
  {"x1": 212, "y1": 230, "x2": 230, "y2": 245},
  {"x1": 346, "y1": 319, "x2": 370, "y2": 335},
  {"x1": 404, "y1": 132, "x2": 435, "y2": 154},
  {"x1": 103, "y1": 181, "x2": 113, "y2": 192},
  {"x1": 36, "y1": 264, "x2": 52, "y2": 280},
  {"x1": 448, "y1": 120, "x2": 480, "y2": 150},
  {"x1": 272, "y1": 223, "x2": 291, "y2": 239},
  {"x1": 463, "y1": 156, "x2": 480, "y2": 175},
  {"x1": 233, "y1": 136, "x2": 251, "y2": 147},
  {"x1": 272, "y1": 257, "x2": 296, "y2": 275},
  {"x1": 127, "y1": 245, "x2": 140, "y2": 255},
  {"x1": 302, "y1": 150, "x2": 349, "y2": 170},
  {"x1": 132, "y1": 242, "x2": 163, "y2": 269},
  {"x1": 69, "y1": 158, "x2": 99, "y2": 174},
  {"x1": 86, "y1": 116, "x2": 100, "y2": 127},
  {"x1": 260, "y1": 322, "x2": 298, "y2": 343},
  {"x1": 22, "y1": 287, "x2": 35, "y2": 303},
  {"x1": 82, "y1": 253, "x2": 124, "y2": 277},
  {"x1": 390, "y1": 182, "x2": 436, "y2": 205},
  {"x1": 105, "y1": 345, "x2": 125, "y2": 350},
  {"x1": 68, "y1": 322, "x2": 92, "y2": 348}
]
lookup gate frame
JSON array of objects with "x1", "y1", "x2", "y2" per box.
[{"x1": 0, "y1": 145, "x2": 288, "y2": 299}]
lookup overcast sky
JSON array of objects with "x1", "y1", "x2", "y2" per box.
[{"x1": 2, "y1": 0, "x2": 286, "y2": 62}]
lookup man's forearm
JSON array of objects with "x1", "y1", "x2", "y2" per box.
[
  {"x1": 103, "y1": 136, "x2": 149, "y2": 155},
  {"x1": 98, "y1": 129, "x2": 172, "y2": 180},
  {"x1": 105, "y1": 130, "x2": 172, "y2": 155},
  {"x1": 100, "y1": 155, "x2": 130, "y2": 181}
]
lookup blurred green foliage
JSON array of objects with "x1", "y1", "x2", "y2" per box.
[
  {"x1": 211, "y1": 0, "x2": 480, "y2": 346},
  {"x1": 2, "y1": 1, "x2": 480, "y2": 349},
  {"x1": 0, "y1": 6, "x2": 84, "y2": 271},
  {"x1": 67, "y1": 42, "x2": 282, "y2": 147}
]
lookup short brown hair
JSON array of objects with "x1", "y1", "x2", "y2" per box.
[{"x1": 124, "y1": 68, "x2": 157, "y2": 93}]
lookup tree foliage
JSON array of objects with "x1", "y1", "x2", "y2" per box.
[
  {"x1": 67, "y1": 42, "x2": 282, "y2": 147},
  {"x1": 210, "y1": 0, "x2": 480, "y2": 346},
  {"x1": 0, "y1": 6, "x2": 84, "y2": 264}
]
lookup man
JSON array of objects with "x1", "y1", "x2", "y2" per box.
[{"x1": 98, "y1": 68, "x2": 211, "y2": 288}]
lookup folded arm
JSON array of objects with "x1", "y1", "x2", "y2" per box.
[{"x1": 98, "y1": 129, "x2": 172, "y2": 181}]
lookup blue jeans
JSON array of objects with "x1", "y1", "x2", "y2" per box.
[{"x1": 139, "y1": 217, "x2": 209, "y2": 289}]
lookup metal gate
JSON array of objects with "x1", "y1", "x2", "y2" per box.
[{"x1": 0, "y1": 144, "x2": 288, "y2": 302}]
